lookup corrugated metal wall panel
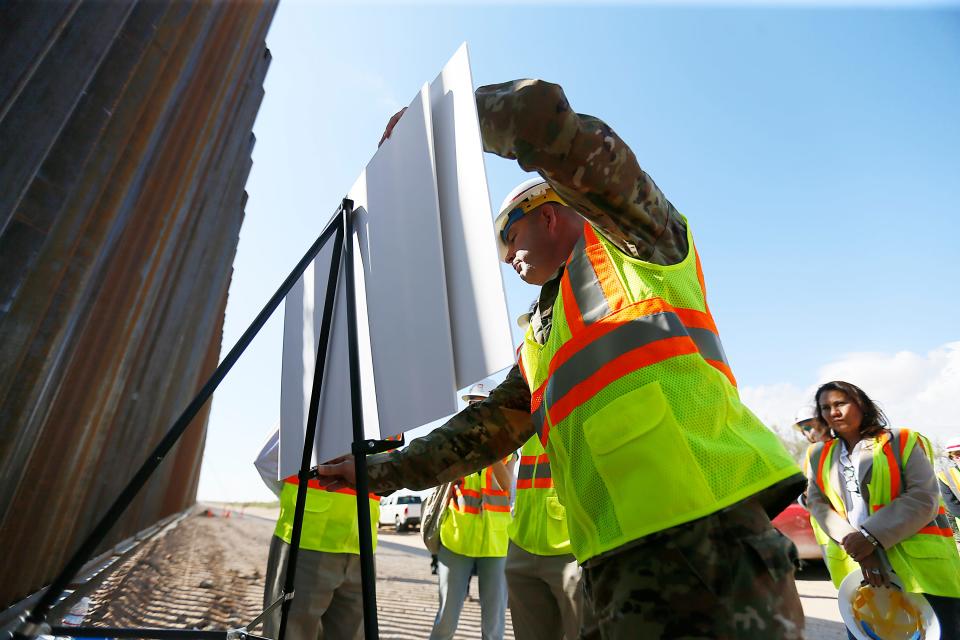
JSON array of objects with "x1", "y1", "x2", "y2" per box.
[{"x1": 0, "y1": 0, "x2": 277, "y2": 605}]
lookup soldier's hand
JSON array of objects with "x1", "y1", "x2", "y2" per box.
[
  {"x1": 314, "y1": 455, "x2": 357, "y2": 490},
  {"x1": 378, "y1": 107, "x2": 407, "y2": 147}
]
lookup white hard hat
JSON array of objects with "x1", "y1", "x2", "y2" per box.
[
  {"x1": 494, "y1": 177, "x2": 567, "y2": 261},
  {"x1": 945, "y1": 436, "x2": 960, "y2": 454},
  {"x1": 793, "y1": 406, "x2": 817, "y2": 425},
  {"x1": 838, "y1": 571, "x2": 938, "y2": 640},
  {"x1": 462, "y1": 378, "x2": 497, "y2": 402}
]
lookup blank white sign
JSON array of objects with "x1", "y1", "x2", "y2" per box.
[{"x1": 278, "y1": 44, "x2": 513, "y2": 479}]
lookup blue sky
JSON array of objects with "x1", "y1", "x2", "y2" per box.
[{"x1": 197, "y1": 2, "x2": 960, "y2": 502}]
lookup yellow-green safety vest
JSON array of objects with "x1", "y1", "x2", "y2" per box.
[
  {"x1": 802, "y1": 445, "x2": 831, "y2": 547},
  {"x1": 937, "y1": 466, "x2": 960, "y2": 530},
  {"x1": 518, "y1": 221, "x2": 799, "y2": 563},
  {"x1": 274, "y1": 478, "x2": 380, "y2": 554},
  {"x1": 440, "y1": 466, "x2": 511, "y2": 558},
  {"x1": 507, "y1": 434, "x2": 572, "y2": 556},
  {"x1": 808, "y1": 429, "x2": 960, "y2": 596}
]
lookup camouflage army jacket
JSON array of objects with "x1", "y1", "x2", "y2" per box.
[{"x1": 367, "y1": 79, "x2": 690, "y2": 493}]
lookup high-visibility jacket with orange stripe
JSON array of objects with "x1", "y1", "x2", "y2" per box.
[
  {"x1": 808, "y1": 429, "x2": 960, "y2": 596},
  {"x1": 440, "y1": 466, "x2": 511, "y2": 558},
  {"x1": 507, "y1": 435, "x2": 572, "y2": 556},
  {"x1": 517, "y1": 221, "x2": 799, "y2": 563},
  {"x1": 937, "y1": 466, "x2": 960, "y2": 530},
  {"x1": 275, "y1": 476, "x2": 380, "y2": 554},
  {"x1": 802, "y1": 446, "x2": 831, "y2": 547}
]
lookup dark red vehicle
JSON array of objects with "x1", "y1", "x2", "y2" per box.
[{"x1": 772, "y1": 502, "x2": 822, "y2": 561}]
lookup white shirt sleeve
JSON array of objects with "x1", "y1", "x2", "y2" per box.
[{"x1": 254, "y1": 428, "x2": 283, "y2": 498}]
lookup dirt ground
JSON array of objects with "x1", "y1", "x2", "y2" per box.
[
  {"x1": 86, "y1": 512, "x2": 270, "y2": 631},
  {"x1": 84, "y1": 510, "x2": 511, "y2": 639},
  {"x1": 82, "y1": 509, "x2": 847, "y2": 639}
]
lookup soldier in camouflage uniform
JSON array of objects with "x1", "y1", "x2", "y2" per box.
[{"x1": 322, "y1": 79, "x2": 806, "y2": 639}]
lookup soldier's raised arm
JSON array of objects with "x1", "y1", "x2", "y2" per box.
[{"x1": 476, "y1": 79, "x2": 688, "y2": 265}]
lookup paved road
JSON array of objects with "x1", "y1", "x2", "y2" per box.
[
  {"x1": 81, "y1": 509, "x2": 849, "y2": 638},
  {"x1": 795, "y1": 562, "x2": 849, "y2": 640}
]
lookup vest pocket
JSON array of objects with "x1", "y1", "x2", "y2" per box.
[
  {"x1": 545, "y1": 496, "x2": 570, "y2": 550},
  {"x1": 583, "y1": 380, "x2": 715, "y2": 535},
  {"x1": 546, "y1": 495, "x2": 566, "y2": 520}
]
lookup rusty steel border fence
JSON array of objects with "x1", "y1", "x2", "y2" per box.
[{"x1": 0, "y1": 0, "x2": 278, "y2": 610}]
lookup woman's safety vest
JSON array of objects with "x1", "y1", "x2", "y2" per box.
[
  {"x1": 937, "y1": 466, "x2": 960, "y2": 530},
  {"x1": 802, "y1": 446, "x2": 831, "y2": 548},
  {"x1": 440, "y1": 466, "x2": 511, "y2": 558},
  {"x1": 517, "y1": 221, "x2": 799, "y2": 563},
  {"x1": 508, "y1": 435, "x2": 573, "y2": 556},
  {"x1": 808, "y1": 429, "x2": 960, "y2": 596},
  {"x1": 274, "y1": 476, "x2": 380, "y2": 554}
]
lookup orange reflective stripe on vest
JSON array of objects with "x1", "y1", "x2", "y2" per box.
[
  {"x1": 482, "y1": 468, "x2": 511, "y2": 513},
  {"x1": 453, "y1": 487, "x2": 482, "y2": 514},
  {"x1": 451, "y1": 472, "x2": 510, "y2": 514},
  {"x1": 519, "y1": 351, "x2": 551, "y2": 446},
  {"x1": 871, "y1": 430, "x2": 953, "y2": 539},
  {"x1": 557, "y1": 228, "x2": 734, "y2": 383},
  {"x1": 539, "y1": 302, "x2": 730, "y2": 444},
  {"x1": 517, "y1": 453, "x2": 553, "y2": 490},
  {"x1": 284, "y1": 475, "x2": 380, "y2": 502}
]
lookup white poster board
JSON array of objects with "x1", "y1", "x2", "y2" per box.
[
  {"x1": 278, "y1": 44, "x2": 513, "y2": 479},
  {"x1": 429, "y1": 44, "x2": 514, "y2": 387}
]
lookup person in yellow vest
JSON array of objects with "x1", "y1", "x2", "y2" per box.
[
  {"x1": 937, "y1": 436, "x2": 960, "y2": 539},
  {"x1": 804, "y1": 380, "x2": 960, "y2": 636},
  {"x1": 506, "y1": 430, "x2": 585, "y2": 640},
  {"x1": 794, "y1": 406, "x2": 832, "y2": 560},
  {"x1": 320, "y1": 78, "x2": 805, "y2": 638},
  {"x1": 431, "y1": 381, "x2": 514, "y2": 640},
  {"x1": 501, "y1": 313, "x2": 586, "y2": 640},
  {"x1": 254, "y1": 429, "x2": 380, "y2": 639}
]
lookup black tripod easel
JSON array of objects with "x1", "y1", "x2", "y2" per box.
[{"x1": 10, "y1": 199, "x2": 393, "y2": 640}]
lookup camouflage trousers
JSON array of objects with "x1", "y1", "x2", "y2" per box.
[{"x1": 580, "y1": 498, "x2": 805, "y2": 640}]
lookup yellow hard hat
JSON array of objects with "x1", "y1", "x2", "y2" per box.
[
  {"x1": 494, "y1": 177, "x2": 567, "y2": 261},
  {"x1": 838, "y1": 571, "x2": 938, "y2": 640}
]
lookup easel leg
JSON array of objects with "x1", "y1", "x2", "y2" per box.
[{"x1": 342, "y1": 200, "x2": 380, "y2": 640}]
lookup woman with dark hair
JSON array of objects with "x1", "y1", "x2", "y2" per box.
[{"x1": 805, "y1": 380, "x2": 960, "y2": 635}]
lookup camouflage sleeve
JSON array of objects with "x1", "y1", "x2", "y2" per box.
[
  {"x1": 366, "y1": 365, "x2": 534, "y2": 493},
  {"x1": 476, "y1": 79, "x2": 688, "y2": 265}
]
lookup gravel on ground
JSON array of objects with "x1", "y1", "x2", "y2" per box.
[{"x1": 80, "y1": 508, "x2": 848, "y2": 639}]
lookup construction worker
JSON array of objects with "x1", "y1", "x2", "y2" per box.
[
  {"x1": 805, "y1": 381, "x2": 960, "y2": 634},
  {"x1": 794, "y1": 406, "x2": 829, "y2": 445},
  {"x1": 938, "y1": 436, "x2": 960, "y2": 538},
  {"x1": 431, "y1": 380, "x2": 514, "y2": 640},
  {"x1": 254, "y1": 429, "x2": 380, "y2": 640},
  {"x1": 793, "y1": 406, "x2": 832, "y2": 562},
  {"x1": 501, "y1": 312, "x2": 587, "y2": 639},
  {"x1": 506, "y1": 429, "x2": 585, "y2": 640},
  {"x1": 321, "y1": 78, "x2": 805, "y2": 638}
]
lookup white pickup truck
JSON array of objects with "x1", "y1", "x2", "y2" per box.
[{"x1": 378, "y1": 492, "x2": 422, "y2": 532}]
